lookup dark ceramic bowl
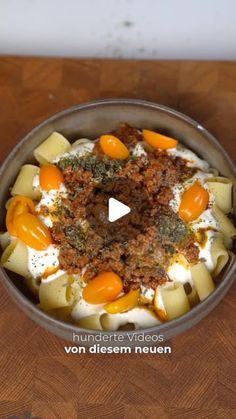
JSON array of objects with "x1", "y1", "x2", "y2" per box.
[{"x1": 0, "y1": 99, "x2": 235, "y2": 344}]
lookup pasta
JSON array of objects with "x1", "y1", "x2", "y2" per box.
[
  {"x1": 76, "y1": 314, "x2": 103, "y2": 330},
  {"x1": 34, "y1": 132, "x2": 71, "y2": 164},
  {"x1": 211, "y1": 235, "x2": 229, "y2": 277},
  {"x1": 39, "y1": 274, "x2": 75, "y2": 310},
  {"x1": 1, "y1": 239, "x2": 29, "y2": 277},
  {"x1": 187, "y1": 287, "x2": 200, "y2": 308},
  {"x1": 191, "y1": 262, "x2": 215, "y2": 301},
  {"x1": 24, "y1": 276, "x2": 40, "y2": 296},
  {"x1": 213, "y1": 205, "x2": 236, "y2": 248},
  {"x1": 207, "y1": 177, "x2": 232, "y2": 214},
  {"x1": 0, "y1": 231, "x2": 11, "y2": 250},
  {"x1": 11, "y1": 164, "x2": 41, "y2": 200},
  {"x1": 161, "y1": 283, "x2": 190, "y2": 320},
  {"x1": 70, "y1": 138, "x2": 93, "y2": 150}
]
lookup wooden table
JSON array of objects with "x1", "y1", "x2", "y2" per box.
[{"x1": 0, "y1": 57, "x2": 235, "y2": 419}]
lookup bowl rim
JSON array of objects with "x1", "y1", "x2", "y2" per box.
[{"x1": 0, "y1": 98, "x2": 235, "y2": 338}]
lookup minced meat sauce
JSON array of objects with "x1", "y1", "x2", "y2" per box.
[{"x1": 51, "y1": 124, "x2": 199, "y2": 291}]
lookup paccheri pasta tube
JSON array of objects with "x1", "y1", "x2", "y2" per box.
[
  {"x1": 211, "y1": 235, "x2": 229, "y2": 277},
  {"x1": 11, "y1": 164, "x2": 41, "y2": 200},
  {"x1": 0, "y1": 231, "x2": 11, "y2": 250},
  {"x1": 39, "y1": 274, "x2": 75, "y2": 310},
  {"x1": 161, "y1": 283, "x2": 190, "y2": 320},
  {"x1": 207, "y1": 177, "x2": 232, "y2": 214},
  {"x1": 34, "y1": 132, "x2": 71, "y2": 164},
  {"x1": 191, "y1": 262, "x2": 215, "y2": 301},
  {"x1": 1, "y1": 239, "x2": 29, "y2": 277},
  {"x1": 213, "y1": 205, "x2": 236, "y2": 248}
]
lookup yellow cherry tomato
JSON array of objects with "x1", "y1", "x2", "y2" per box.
[
  {"x1": 14, "y1": 212, "x2": 52, "y2": 250},
  {"x1": 83, "y1": 272, "x2": 123, "y2": 304},
  {"x1": 6, "y1": 196, "x2": 35, "y2": 236},
  {"x1": 142, "y1": 129, "x2": 178, "y2": 149},
  {"x1": 179, "y1": 182, "x2": 209, "y2": 222},
  {"x1": 39, "y1": 164, "x2": 64, "y2": 191},
  {"x1": 100, "y1": 135, "x2": 130, "y2": 159},
  {"x1": 104, "y1": 289, "x2": 140, "y2": 314}
]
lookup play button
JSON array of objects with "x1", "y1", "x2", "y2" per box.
[
  {"x1": 108, "y1": 198, "x2": 131, "y2": 222},
  {"x1": 85, "y1": 178, "x2": 152, "y2": 244}
]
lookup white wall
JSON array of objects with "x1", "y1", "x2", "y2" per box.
[{"x1": 0, "y1": 0, "x2": 235, "y2": 59}]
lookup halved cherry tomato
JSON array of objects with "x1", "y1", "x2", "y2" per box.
[
  {"x1": 83, "y1": 272, "x2": 123, "y2": 304},
  {"x1": 100, "y1": 135, "x2": 130, "y2": 159},
  {"x1": 39, "y1": 164, "x2": 64, "y2": 191},
  {"x1": 6, "y1": 196, "x2": 35, "y2": 236},
  {"x1": 179, "y1": 181, "x2": 209, "y2": 222},
  {"x1": 104, "y1": 289, "x2": 140, "y2": 314},
  {"x1": 14, "y1": 212, "x2": 52, "y2": 250},
  {"x1": 142, "y1": 129, "x2": 178, "y2": 149}
]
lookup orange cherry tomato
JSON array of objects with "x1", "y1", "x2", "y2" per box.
[
  {"x1": 6, "y1": 196, "x2": 35, "y2": 236},
  {"x1": 83, "y1": 272, "x2": 123, "y2": 304},
  {"x1": 100, "y1": 135, "x2": 130, "y2": 159},
  {"x1": 142, "y1": 129, "x2": 178, "y2": 149},
  {"x1": 39, "y1": 164, "x2": 64, "y2": 191},
  {"x1": 14, "y1": 212, "x2": 52, "y2": 250},
  {"x1": 104, "y1": 289, "x2": 140, "y2": 314},
  {"x1": 179, "y1": 181, "x2": 209, "y2": 222}
]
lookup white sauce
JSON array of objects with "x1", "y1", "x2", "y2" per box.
[
  {"x1": 27, "y1": 245, "x2": 60, "y2": 278},
  {"x1": 167, "y1": 144, "x2": 210, "y2": 171},
  {"x1": 102, "y1": 307, "x2": 161, "y2": 330},
  {"x1": 34, "y1": 174, "x2": 67, "y2": 228},
  {"x1": 167, "y1": 262, "x2": 192, "y2": 286},
  {"x1": 190, "y1": 208, "x2": 219, "y2": 231},
  {"x1": 71, "y1": 298, "x2": 105, "y2": 320},
  {"x1": 198, "y1": 230, "x2": 218, "y2": 272},
  {"x1": 53, "y1": 141, "x2": 94, "y2": 162}
]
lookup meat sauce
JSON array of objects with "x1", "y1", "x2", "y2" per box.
[{"x1": 52, "y1": 124, "x2": 199, "y2": 291}]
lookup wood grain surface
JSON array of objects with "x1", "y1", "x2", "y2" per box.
[{"x1": 0, "y1": 57, "x2": 235, "y2": 419}]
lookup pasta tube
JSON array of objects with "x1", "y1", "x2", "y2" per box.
[
  {"x1": 11, "y1": 164, "x2": 41, "y2": 200},
  {"x1": 211, "y1": 236, "x2": 229, "y2": 277},
  {"x1": 191, "y1": 262, "x2": 215, "y2": 301},
  {"x1": 161, "y1": 283, "x2": 190, "y2": 320},
  {"x1": 207, "y1": 177, "x2": 232, "y2": 214},
  {"x1": 76, "y1": 314, "x2": 103, "y2": 330},
  {"x1": 24, "y1": 276, "x2": 40, "y2": 296},
  {"x1": 39, "y1": 274, "x2": 75, "y2": 310},
  {"x1": 0, "y1": 231, "x2": 11, "y2": 250},
  {"x1": 1, "y1": 239, "x2": 29, "y2": 277},
  {"x1": 34, "y1": 132, "x2": 71, "y2": 164},
  {"x1": 213, "y1": 205, "x2": 236, "y2": 248}
]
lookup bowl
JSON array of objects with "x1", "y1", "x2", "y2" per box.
[{"x1": 0, "y1": 98, "x2": 235, "y2": 345}]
